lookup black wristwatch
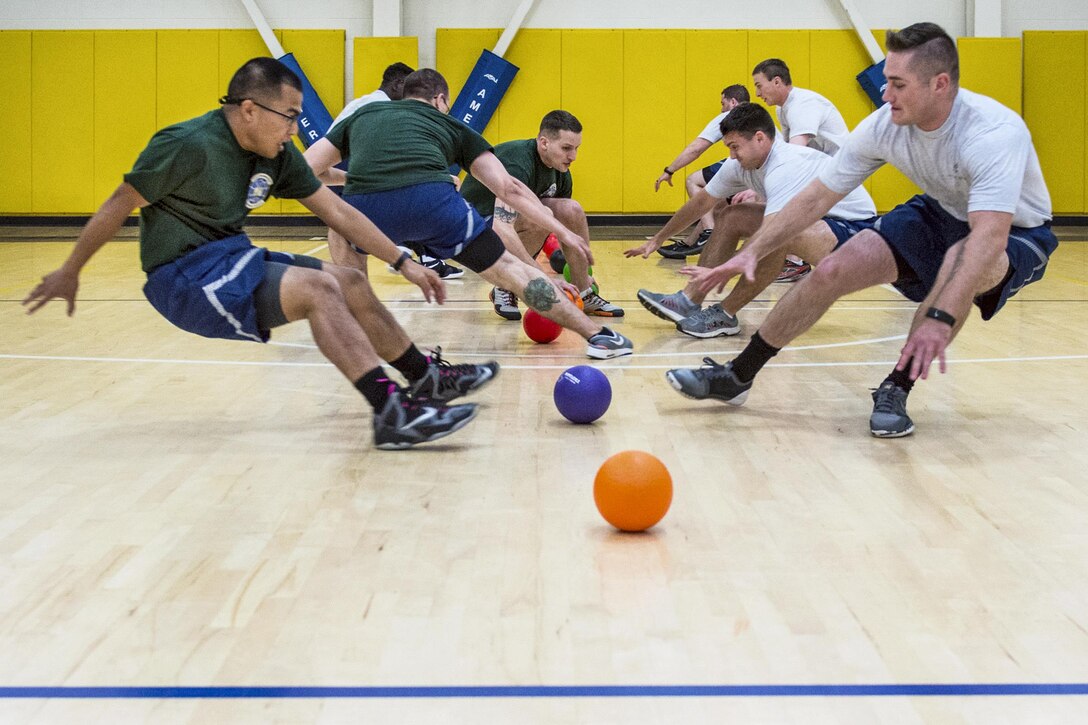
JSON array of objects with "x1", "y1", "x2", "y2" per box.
[
  {"x1": 392, "y1": 250, "x2": 412, "y2": 272},
  {"x1": 925, "y1": 306, "x2": 956, "y2": 327},
  {"x1": 663, "y1": 166, "x2": 674, "y2": 175}
]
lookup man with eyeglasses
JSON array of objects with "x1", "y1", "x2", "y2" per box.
[
  {"x1": 304, "y1": 68, "x2": 634, "y2": 359},
  {"x1": 23, "y1": 58, "x2": 496, "y2": 450}
]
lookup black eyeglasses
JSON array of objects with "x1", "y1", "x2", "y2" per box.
[
  {"x1": 219, "y1": 95, "x2": 300, "y2": 123},
  {"x1": 250, "y1": 99, "x2": 301, "y2": 124}
]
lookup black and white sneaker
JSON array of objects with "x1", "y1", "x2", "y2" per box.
[
  {"x1": 657, "y1": 228, "x2": 712, "y2": 259},
  {"x1": 372, "y1": 389, "x2": 478, "y2": 450},
  {"x1": 408, "y1": 347, "x2": 500, "y2": 403},
  {"x1": 666, "y1": 357, "x2": 751, "y2": 405},
  {"x1": 488, "y1": 287, "x2": 521, "y2": 321},
  {"x1": 420, "y1": 255, "x2": 464, "y2": 279},
  {"x1": 586, "y1": 326, "x2": 634, "y2": 359},
  {"x1": 869, "y1": 382, "x2": 915, "y2": 438}
]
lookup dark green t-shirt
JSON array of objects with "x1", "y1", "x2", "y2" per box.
[
  {"x1": 124, "y1": 110, "x2": 322, "y2": 272},
  {"x1": 460, "y1": 138, "x2": 573, "y2": 216},
  {"x1": 324, "y1": 100, "x2": 493, "y2": 194}
]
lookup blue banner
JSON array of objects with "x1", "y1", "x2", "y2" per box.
[
  {"x1": 856, "y1": 60, "x2": 888, "y2": 108},
  {"x1": 277, "y1": 53, "x2": 335, "y2": 147},
  {"x1": 449, "y1": 50, "x2": 519, "y2": 133}
]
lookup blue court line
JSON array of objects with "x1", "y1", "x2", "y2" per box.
[{"x1": 1, "y1": 684, "x2": 1087, "y2": 699}]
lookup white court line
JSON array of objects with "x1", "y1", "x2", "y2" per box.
[
  {"x1": 2, "y1": 352, "x2": 1086, "y2": 371},
  {"x1": 268, "y1": 334, "x2": 910, "y2": 358},
  {"x1": 303, "y1": 242, "x2": 328, "y2": 256}
]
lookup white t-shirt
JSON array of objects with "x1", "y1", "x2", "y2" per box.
[
  {"x1": 820, "y1": 88, "x2": 1052, "y2": 228},
  {"x1": 328, "y1": 89, "x2": 391, "y2": 131},
  {"x1": 706, "y1": 139, "x2": 876, "y2": 219},
  {"x1": 778, "y1": 87, "x2": 849, "y2": 156},
  {"x1": 698, "y1": 111, "x2": 730, "y2": 143}
]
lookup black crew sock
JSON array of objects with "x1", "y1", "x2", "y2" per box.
[
  {"x1": 389, "y1": 344, "x2": 430, "y2": 383},
  {"x1": 354, "y1": 367, "x2": 394, "y2": 410},
  {"x1": 883, "y1": 363, "x2": 915, "y2": 394},
  {"x1": 731, "y1": 332, "x2": 780, "y2": 383}
]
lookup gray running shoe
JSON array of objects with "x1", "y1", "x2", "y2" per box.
[
  {"x1": 666, "y1": 357, "x2": 751, "y2": 405},
  {"x1": 489, "y1": 287, "x2": 521, "y2": 321},
  {"x1": 676, "y1": 305, "x2": 740, "y2": 338},
  {"x1": 637, "y1": 289, "x2": 700, "y2": 323},
  {"x1": 581, "y1": 290, "x2": 625, "y2": 317},
  {"x1": 586, "y1": 326, "x2": 634, "y2": 359},
  {"x1": 372, "y1": 390, "x2": 479, "y2": 450},
  {"x1": 408, "y1": 346, "x2": 499, "y2": 403},
  {"x1": 869, "y1": 382, "x2": 915, "y2": 438}
]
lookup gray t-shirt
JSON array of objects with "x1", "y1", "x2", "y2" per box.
[
  {"x1": 706, "y1": 139, "x2": 876, "y2": 220},
  {"x1": 778, "y1": 87, "x2": 849, "y2": 156},
  {"x1": 820, "y1": 88, "x2": 1052, "y2": 227}
]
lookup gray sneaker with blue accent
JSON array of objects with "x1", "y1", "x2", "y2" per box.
[
  {"x1": 676, "y1": 304, "x2": 740, "y2": 338},
  {"x1": 586, "y1": 326, "x2": 634, "y2": 359},
  {"x1": 637, "y1": 289, "x2": 700, "y2": 323},
  {"x1": 869, "y1": 381, "x2": 915, "y2": 438}
]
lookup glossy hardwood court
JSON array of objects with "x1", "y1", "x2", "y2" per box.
[{"x1": 1, "y1": 226, "x2": 1086, "y2": 723}]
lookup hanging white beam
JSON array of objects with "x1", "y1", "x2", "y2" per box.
[
  {"x1": 373, "y1": 0, "x2": 402, "y2": 37},
  {"x1": 829, "y1": 0, "x2": 884, "y2": 64},
  {"x1": 493, "y1": 0, "x2": 539, "y2": 59},
  {"x1": 971, "y1": 0, "x2": 1004, "y2": 37},
  {"x1": 238, "y1": 0, "x2": 286, "y2": 58}
]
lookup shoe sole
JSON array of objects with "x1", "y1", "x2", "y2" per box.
[
  {"x1": 870, "y1": 423, "x2": 915, "y2": 438},
  {"x1": 585, "y1": 344, "x2": 633, "y2": 360},
  {"x1": 585, "y1": 309, "x2": 625, "y2": 317},
  {"x1": 656, "y1": 246, "x2": 704, "y2": 260},
  {"x1": 638, "y1": 292, "x2": 693, "y2": 323},
  {"x1": 493, "y1": 308, "x2": 522, "y2": 321},
  {"x1": 675, "y1": 322, "x2": 740, "y2": 338},
  {"x1": 438, "y1": 271, "x2": 465, "y2": 279},
  {"x1": 375, "y1": 406, "x2": 480, "y2": 450},
  {"x1": 665, "y1": 371, "x2": 749, "y2": 405}
]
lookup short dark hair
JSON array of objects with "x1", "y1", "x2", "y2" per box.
[
  {"x1": 225, "y1": 57, "x2": 301, "y2": 102},
  {"x1": 722, "y1": 84, "x2": 751, "y2": 103},
  {"x1": 380, "y1": 62, "x2": 415, "y2": 99},
  {"x1": 752, "y1": 58, "x2": 792, "y2": 86},
  {"x1": 539, "y1": 110, "x2": 582, "y2": 137},
  {"x1": 402, "y1": 68, "x2": 449, "y2": 101},
  {"x1": 886, "y1": 22, "x2": 959, "y2": 85},
  {"x1": 720, "y1": 102, "x2": 776, "y2": 140}
]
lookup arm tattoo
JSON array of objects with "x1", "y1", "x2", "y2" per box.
[
  {"x1": 495, "y1": 206, "x2": 518, "y2": 223},
  {"x1": 523, "y1": 277, "x2": 560, "y2": 312}
]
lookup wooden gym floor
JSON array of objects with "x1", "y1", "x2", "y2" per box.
[{"x1": 1, "y1": 225, "x2": 1086, "y2": 723}]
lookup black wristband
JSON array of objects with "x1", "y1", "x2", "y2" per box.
[
  {"x1": 392, "y1": 250, "x2": 412, "y2": 272},
  {"x1": 925, "y1": 306, "x2": 956, "y2": 327},
  {"x1": 664, "y1": 166, "x2": 674, "y2": 175}
]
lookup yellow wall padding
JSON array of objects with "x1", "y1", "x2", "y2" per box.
[
  {"x1": 960, "y1": 37, "x2": 1022, "y2": 114},
  {"x1": 498, "y1": 30, "x2": 563, "y2": 143},
  {"x1": 32, "y1": 31, "x2": 95, "y2": 213},
  {"x1": 1025, "y1": 31, "x2": 1085, "y2": 214},
  {"x1": 0, "y1": 31, "x2": 33, "y2": 213},
  {"x1": 353, "y1": 36, "x2": 419, "y2": 100},
  {"x1": 680, "y1": 30, "x2": 748, "y2": 191},
  {"x1": 156, "y1": 31, "x2": 220, "y2": 132},
  {"x1": 560, "y1": 30, "x2": 623, "y2": 212},
  {"x1": 94, "y1": 31, "x2": 157, "y2": 210},
  {"x1": 436, "y1": 28, "x2": 502, "y2": 140},
  {"x1": 622, "y1": 30, "x2": 688, "y2": 213}
]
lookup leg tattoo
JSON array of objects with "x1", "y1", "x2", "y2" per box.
[{"x1": 524, "y1": 277, "x2": 560, "y2": 312}]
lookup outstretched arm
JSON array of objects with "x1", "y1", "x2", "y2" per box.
[
  {"x1": 655, "y1": 138, "x2": 713, "y2": 190},
  {"x1": 625, "y1": 189, "x2": 719, "y2": 258},
  {"x1": 897, "y1": 210, "x2": 1012, "y2": 380},
  {"x1": 469, "y1": 151, "x2": 592, "y2": 266},
  {"x1": 23, "y1": 182, "x2": 146, "y2": 315}
]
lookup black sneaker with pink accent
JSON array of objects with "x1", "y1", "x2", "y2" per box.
[
  {"x1": 373, "y1": 389, "x2": 478, "y2": 450},
  {"x1": 408, "y1": 347, "x2": 499, "y2": 403}
]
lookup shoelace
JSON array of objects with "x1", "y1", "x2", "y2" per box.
[
  {"x1": 428, "y1": 347, "x2": 481, "y2": 393},
  {"x1": 871, "y1": 384, "x2": 906, "y2": 414},
  {"x1": 698, "y1": 356, "x2": 732, "y2": 380},
  {"x1": 494, "y1": 289, "x2": 517, "y2": 306}
]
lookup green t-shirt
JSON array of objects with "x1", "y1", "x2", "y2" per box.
[
  {"x1": 324, "y1": 100, "x2": 493, "y2": 194},
  {"x1": 124, "y1": 110, "x2": 322, "y2": 272},
  {"x1": 460, "y1": 138, "x2": 573, "y2": 216}
]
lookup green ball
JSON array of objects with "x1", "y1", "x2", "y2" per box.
[{"x1": 562, "y1": 263, "x2": 593, "y2": 283}]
